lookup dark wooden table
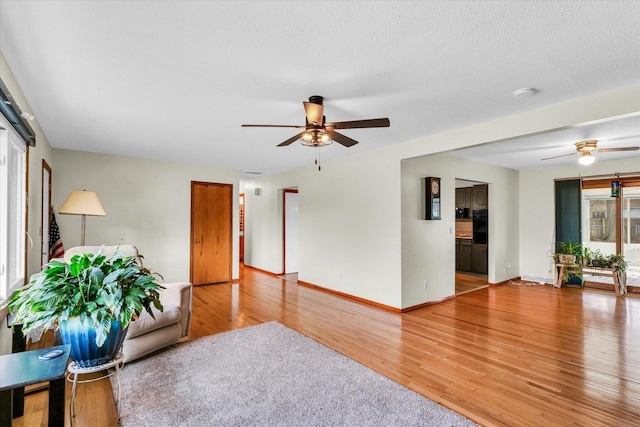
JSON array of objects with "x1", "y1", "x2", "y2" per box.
[{"x1": 0, "y1": 344, "x2": 70, "y2": 427}]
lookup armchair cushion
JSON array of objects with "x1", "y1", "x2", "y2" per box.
[{"x1": 127, "y1": 305, "x2": 181, "y2": 339}]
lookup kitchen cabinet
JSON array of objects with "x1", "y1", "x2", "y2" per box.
[
  {"x1": 455, "y1": 189, "x2": 466, "y2": 209},
  {"x1": 472, "y1": 243, "x2": 488, "y2": 274},
  {"x1": 471, "y1": 184, "x2": 488, "y2": 210},
  {"x1": 455, "y1": 188, "x2": 474, "y2": 209},
  {"x1": 457, "y1": 239, "x2": 473, "y2": 272}
]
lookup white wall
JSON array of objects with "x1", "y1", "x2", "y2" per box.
[
  {"x1": 52, "y1": 149, "x2": 240, "y2": 283},
  {"x1": 401, "y1": 154, "x2": 519, "y2": 307},
  {"x1": 519, "y1": 157, "x2": 640, "y2": 283},
  {"x1": 241, "y1": 149, "x2": 403, "y2": 308}
]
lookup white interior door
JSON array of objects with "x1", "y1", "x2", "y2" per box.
[{"x1": 284, "y1": 190, "x2": 299, "y2": 274}]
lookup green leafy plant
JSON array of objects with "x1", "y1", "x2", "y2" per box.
[
  {"x1": 587, "y1": 249, "x2": 608, "y2": 268},
  {"x1": 605, "y1": 253, "x2": 628, "y2": 272},
  {"x1": 9, "y1": 248, "x2": 164, "y2": 347},
  {"x1": 553, "y1": 241, "x2": 583, "y2": 264},
  {"x1": 581, "y1": 247, "x2": 592, "y2": 266},
  {"x1": 582, "y1": 248, "x2": 627, "y2": 271}
]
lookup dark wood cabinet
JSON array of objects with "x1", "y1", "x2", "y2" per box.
[
  {"x1": 471, "y1": 184, "x2": 488, "y2": 211},
  {"x1": 455, "y1": 189, "x2": 466, "y2": 209},
  {"x1": 457, "y1": 239, "x2": 473, "y2": 272},
  {"x1": 472, "y1": 243, "x2": 488, "y2": 274},
  {"x1": 455, "y1": 187, "x2": 474, "y2": 218}
]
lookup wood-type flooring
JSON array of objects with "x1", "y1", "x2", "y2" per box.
[{"x1": 15, "y1": 266, "x2": 640, "y2": 426}]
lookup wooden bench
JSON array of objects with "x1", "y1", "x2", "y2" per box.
[{"x1": 554, "y1": 264, "x2": 627, "y2": 296}]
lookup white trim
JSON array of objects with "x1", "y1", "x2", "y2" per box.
[{"x1": 0, "y1": 115, "x2": 27, "y2": 301}]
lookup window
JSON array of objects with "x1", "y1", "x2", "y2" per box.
[
  {"x1": 0, "y1": 125, "x2": 27, "y2": 301},
  {"x1": 588, "y1": 198, "x2": 616, "y2": 243},
  {"x1": 623, "y1": 195, "x2": 640, "y2": 245}
]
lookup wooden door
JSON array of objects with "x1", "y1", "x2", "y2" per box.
[{"x1": 190, "y1": 182, "x2": 232, "y2": 285}]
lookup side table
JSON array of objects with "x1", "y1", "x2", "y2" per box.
[
  {"x1": 0, "y1": 344, "x2": 70, "y2": 427},
  {"x1": 66, "y1": 353, "x2": 124, "y2": 426}
]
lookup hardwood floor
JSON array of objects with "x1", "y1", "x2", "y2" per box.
[
  {"x1": 17, "y1": 267, "x2": 640, "y2": 426},
  {"x1": 455, "y1": 272, "x2": 489, "y2": 294}
]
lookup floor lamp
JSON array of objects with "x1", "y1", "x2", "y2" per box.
[{"x1": 59, "y1": 190, "x2": 106, "y2": 246}]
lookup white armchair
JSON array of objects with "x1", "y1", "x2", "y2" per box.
[{"x1": 60, "y1": 245, "x2": 192, "y2": 362}]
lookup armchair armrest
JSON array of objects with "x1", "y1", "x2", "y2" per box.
[{"x1": 158, "y1": 282, "x2": 192, "y2": 338}]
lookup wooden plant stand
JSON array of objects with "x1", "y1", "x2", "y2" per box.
[{"x1": 554, "y1": 263, "x2": 627, "y2": 296}]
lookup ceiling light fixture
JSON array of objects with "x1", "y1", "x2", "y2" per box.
[
  {"x1": 513, "y1": 88, "x2": 537, "y2": 98},
  {"x1": 578, "y1": 151, "x2": 595, "y2": 166},
  {"x1": 299, "y1": 130, "x2": 333, "y2": 147}
]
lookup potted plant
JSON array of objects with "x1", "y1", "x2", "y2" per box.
[
  {"x1": 605, "y1": 253, "x2": 628, "y2": 272},
  {"x1": 587, "y1": 249, "x2": 608, "y2": 268},
  {"x1": 552, "y1": 241, "x2": 583, "y2": 284},
  {"x1": 9, "y1": 247, "x2": 163, "y2": 367},
  {"x1": 554, "y1": 241, "x2": 583, "y2": 264}
]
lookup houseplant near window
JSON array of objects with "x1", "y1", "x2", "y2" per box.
[
  {"x1": 553, "y1": 241, "x2": 583, "y2": 264},
  {"x1": 9, "y1": 247, "x2": 163, "y2": 367},
  {"x1": 552, "y1": 241, "x2": 583, "y2": 284}
]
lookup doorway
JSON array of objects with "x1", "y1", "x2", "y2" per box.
[
  {"x1": 283, "y1": 189, "x2": 299, "y2": 275},
  {"x1": 454, "y1": 179, "x2": 489, "y2": 294},
  {"x1": 239, "y1": 193, "x2": 245, "y2": 263},
  {"x1": 190, "y1": 181, "x2": 233, "y2": 285}
]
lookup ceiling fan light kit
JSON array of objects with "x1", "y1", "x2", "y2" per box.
[
  {"x1": 541, "y1": 139, "x2": 639, "y2": 165},
  {"x1": 578, "y1": 151, "x2": 595, "y2": 165},
  {"x1": 242, "y1": 95, "x2": 390, "y2": 170}
]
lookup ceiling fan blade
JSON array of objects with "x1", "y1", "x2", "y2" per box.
[
  {"x1": 541, "y1": 152, "x2": 577, "y2": 161},
  {"x1": 596, "y1": 146, "x2": 640, "y2": 152},
  {"x1": 328, "y1": 130, "x2": 359, "y2": 147},
  {"x1": 277, "y1": 131, "x2": 306, "y2": 147},
  {"x1": 242, "y1": 124, "x2": 305, "y2": 128},
  {"x1": 325, "y1": 118, "x2": 390, "y2": 129},
  {"x1": 303, "y1": 102, "x2": 324, "y2": 126}
]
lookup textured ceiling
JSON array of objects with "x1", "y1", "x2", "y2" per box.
[{"x1": 1, "y1": 1, "x2": 639, "y2": 177}]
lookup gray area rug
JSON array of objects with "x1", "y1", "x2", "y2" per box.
[{"x1": 115, "y1": 322, "x2": 477, "y2": 426}]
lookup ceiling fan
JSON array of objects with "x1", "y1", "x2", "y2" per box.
[
  {"x1": 541, "y1": 140, "x2": 639, "y2": 165},
  {"x1": 242, "y1": 95, "x2": 390, "y2": 170}
]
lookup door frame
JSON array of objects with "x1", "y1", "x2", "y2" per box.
[
  {"x1": 282, "y1": 188, "x2": 298, "y2": 275},
  {"x1": 41, "y1": 159, "x2": 52, "y2": 268},
  {"x1": 189, "y1": 181, "x2": 233, "y2": 284}
]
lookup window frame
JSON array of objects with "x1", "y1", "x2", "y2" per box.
[{"x1": 0, "y1": 120, "x2": 27, "y2": 303}]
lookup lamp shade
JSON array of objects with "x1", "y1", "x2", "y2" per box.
[{"x1": 59, "y1": 190, "x2": 106, "y2": 216}]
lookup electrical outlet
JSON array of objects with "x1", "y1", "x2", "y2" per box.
[
  {"x1": 506, "y1": 264, "x2": 512, "y2": 272},
  {"x1": 423, "y1": 281, "x2": 428, "y2": 289}
]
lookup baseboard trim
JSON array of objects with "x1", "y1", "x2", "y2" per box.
[
  {"x1": 401, "y1": 295, "x2": 457, "y2": 312},
  {"x1": 243, "y1": 264, "x2": 281, "y2": 277},
  {"x1": 491, "y1": 277, "x2": 521, "y2": 286},
  {"x1": 297, "y1": 280, "x2": 402, "y2": 313}
]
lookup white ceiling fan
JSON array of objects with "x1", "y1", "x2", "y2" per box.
[{"x1": 541, "y1": 139, "x2": 639, "y2": 165}]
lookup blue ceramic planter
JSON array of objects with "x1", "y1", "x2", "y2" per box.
[{"x1": 58, "y1": 317, "x2": 128, "y2": 367}]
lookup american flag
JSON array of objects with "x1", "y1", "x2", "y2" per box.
[{"x1": 49, "y1": 212, "x2": 65, "y2": 259}]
